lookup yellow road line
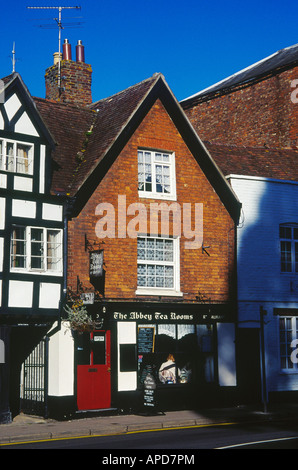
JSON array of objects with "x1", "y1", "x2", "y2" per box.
[{"x1": 126, "y1": 421, "x2": 237, "y2": 435}]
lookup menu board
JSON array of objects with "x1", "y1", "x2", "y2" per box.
[
  {"x1": 144, "y1": 388, "x2": 155, "y2": 408},
  {"x1": 138, "y1": 327, "x2": 155, "y2": 353},
  {"x1": 143, "y1": 373, "x2": 156, "y2": 409}
]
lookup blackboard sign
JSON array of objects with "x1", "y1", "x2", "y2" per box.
[
  {"x1": 144, "y1": 373, "x2": 156, "y2": 408},
  {"x1": 144, "y1": 389, "x2": 155, "y2": 407},
  {"x1": 89, "y1": 250, "x2": 103, "y2": 278},
  {"x1": 138, "y1": 327, "x2": 155, "y2": 353}
]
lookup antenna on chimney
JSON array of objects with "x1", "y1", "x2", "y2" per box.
[{"x1": 27, "y1": 5, "x2": 81, "y2": 91}]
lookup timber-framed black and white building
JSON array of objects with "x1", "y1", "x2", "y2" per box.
[{"x1": 0, "y1": 73, "x2": 66, "y2": 423}]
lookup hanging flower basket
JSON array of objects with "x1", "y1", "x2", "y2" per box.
[{"x1": 63, "y1": 301, "x2": 97, "y2": 333}]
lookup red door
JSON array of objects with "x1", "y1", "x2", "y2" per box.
[{"x1": 77, "y1": 330, "x2": 111, "y2": 410}]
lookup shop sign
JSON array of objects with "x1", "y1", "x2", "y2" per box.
[
  {"x1": 89, "y1": 250, "x2": 104, "y2": 278},
  {"x1": 202, "y1": 314, "x2": 226, "y2": 321},
  {"x1": 113, "y1": 311, "x2": 195, "y2": 322},
  {"x1": 81, "y1": 292, "x2": 95, "y2": 304},
  {"x1": 113, "y1": 310, "x2": 226, "y2": 323}
]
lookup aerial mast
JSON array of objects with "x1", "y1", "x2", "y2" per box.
[
  {"x1": 12, "y1": 42, "x2": 16, "y2": 73},
  {"x1": 27, "y1": 5, "x2": 81, "y2": 90}
]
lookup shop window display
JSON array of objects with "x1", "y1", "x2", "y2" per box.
[{"x1": 137, "y1": 323, "x2": 215, "y2": 386}]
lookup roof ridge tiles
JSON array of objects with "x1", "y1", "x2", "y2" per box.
[
  {"x1": 181, "y1": 43, "x2": 298, "y2": 104},
  {"x1": 204, "y1": 141, "x2": 298, "y2": 153},
  {"x1": 89, "y1": 73, "x2": 163, "y2": 108},
  {"x1": 33, "y1": 96, "x2": 96, "y2": 112}
]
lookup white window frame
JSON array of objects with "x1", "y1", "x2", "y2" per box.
[
  {"x1": 138, "y1": 149, "x2": 176, "y2": 200},
  {"x1": 0, "y1": 138, "x2": 34, "y2": 175},
  {"x1": 279, "y1": 316, "x2": 298, "y2": 372},
  {"x1": 280, "y1": 224, "x2": 298, "y2": 274},
  {"x1": 10, "y1": 225, "x2": 63, "y2": 275},
  {"x1": 136, "y1": 235, "x2": 182, "y2": 297}
]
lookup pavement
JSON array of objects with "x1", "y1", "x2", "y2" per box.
[{"x1": 1, "y1": 403, "x2": 298, "y2": 445}]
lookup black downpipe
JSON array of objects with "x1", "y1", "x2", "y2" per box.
[{"x1": 260, "y1": 306, "x2": 267, "y2": 413}]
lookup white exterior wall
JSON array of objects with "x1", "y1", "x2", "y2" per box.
[
  {"x1": 229, "y1": 175, "x2": 298, "y2": 393},
  {"x1": 4, "y1": 92, "x2": 38, "y2": 137},
  {"x1": 0, "y1": 87, "x2": 64, "y2": 311},
  {"x1": 6, "y1": 200, "x2": 63, "y2": 308},
  {"x1": 117, "y1": 322, "x2": 137, "y2": 391},
  {"x1": 48, "y1": 323, "x2": 74, "y2": 397}
]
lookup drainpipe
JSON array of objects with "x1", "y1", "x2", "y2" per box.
[{"x1": 260, "y1": 306, "x2": 268, "y2": 413}]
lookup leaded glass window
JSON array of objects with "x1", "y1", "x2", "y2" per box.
[{"x1": 137, "y1": 236, "x2": 176, "y2": 290}]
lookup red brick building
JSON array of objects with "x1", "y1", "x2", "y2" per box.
[
  {"x1": 181, "y1": 44, "x2": 298, "y2": 150},
  {"x1": 35, "y1": 41, "x2": 241, "y2": 414}
]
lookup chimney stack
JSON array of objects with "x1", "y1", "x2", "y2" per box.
[{"x1": 45, "y1": 39, "x2": 92, "y2": 106}]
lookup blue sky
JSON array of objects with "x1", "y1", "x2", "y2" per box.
[{"x1": 1, "y1": 0, "x2": 298, "y2": 102}]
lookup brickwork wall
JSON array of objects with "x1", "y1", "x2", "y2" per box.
[
  {"x1": 67, "y1": 99, "x2": 236, "y2": 303},
  {"x1": 45, "y1": 60, "x2": 92, "y2": 106},
  {"x1": 183, "y1": 67, "x2": 298, "y2": 149}
]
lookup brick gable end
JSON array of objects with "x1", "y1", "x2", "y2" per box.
[{"x1": 67, "y1": 99, "x2": 236, "y2": 303}]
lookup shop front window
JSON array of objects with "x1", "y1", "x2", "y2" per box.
[
  {"x1": 138, "y1": 323, "x2": 206, "y2": 386},
  {"x1": 137, "y1": 323, "x2": 216, "y2": 387}
]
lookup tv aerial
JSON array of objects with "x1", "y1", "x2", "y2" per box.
[
  {"x1": 11, "y1": 42, "x2": 16, "y2": 73},
  {"x1": 27, "y1": 5, "x2": 82, "y2": 89}
]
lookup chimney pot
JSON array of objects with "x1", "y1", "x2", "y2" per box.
[
  {"x1": 53, "y1": 52, "x2": 62, "y2": 65},
  {"x1": 63, "y1": 39, "x2": 72, "y2": 61},
  {"x1": 76, "y1": 40, "x2": 85, "y2": 63}
]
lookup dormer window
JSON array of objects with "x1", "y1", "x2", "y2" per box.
[
  {"x1": 138, "y1": 149, "x2": 176, "y2": 200},
  {"x1": 0, "y1": 139, "x2": 33, "y2": 175}
]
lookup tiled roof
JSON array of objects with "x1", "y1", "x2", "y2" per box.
[
  {"x1": 34, "y1": 74, "x2": 160, "y2": 196},
  {"x1": 181, "y1": 43, "x2": 298, "y2": 106},
  {"x1": 205, "y1": 142, "x2": 298, "y2": 182},
  {"x1": 34, "y1": 98, "x2": 97, "y2": 195},
  {"x1": 32, "y1": 74, "x2": 242, "y2": 221},
  {"x1": 71, "y1": 74, "x2": 160, "y2": 195},
  {"x1": 1, "y1": 74, "x2": 15, "y2": 85}
]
